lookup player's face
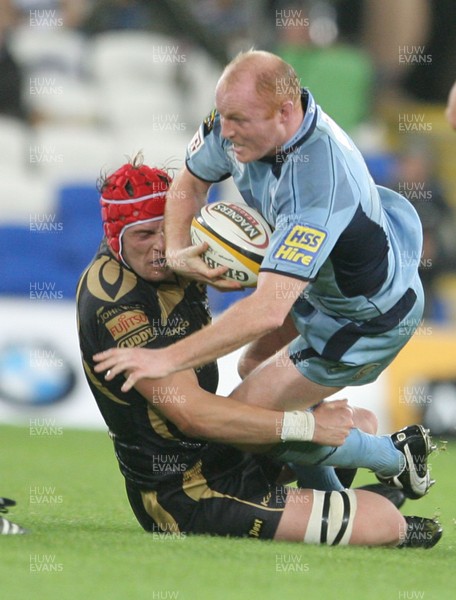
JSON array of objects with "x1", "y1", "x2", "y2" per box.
[
  {"x1": 215, "y1": 78, "x2": 284, "y2": 162},
  {"x1": 121, "y1": 220, "x2": 174, "y2": 283}
]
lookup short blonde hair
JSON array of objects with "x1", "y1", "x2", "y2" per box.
[{"x1": 220, "y1": 50, "x2": 301, "y2": 110}]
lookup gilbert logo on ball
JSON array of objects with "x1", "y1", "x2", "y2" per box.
[{"x1": 190, "y1": 202, "x2": 272, "y2": 287}]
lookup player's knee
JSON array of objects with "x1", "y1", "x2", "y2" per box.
[
  {"x1": 304, "y1": 489, "x2": 357, "y2": 545},
  {"x1": 350, "y1": 489, "x2": 403, "y2": 546}
]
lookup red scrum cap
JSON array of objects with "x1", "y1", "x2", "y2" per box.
[{"x1": 100, "y1": 159, "x2": 172, "y2": 265}]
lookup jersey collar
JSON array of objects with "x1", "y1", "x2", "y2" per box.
[{"x1": 259, "y1": 88, "x2": 318, "y2": 178}]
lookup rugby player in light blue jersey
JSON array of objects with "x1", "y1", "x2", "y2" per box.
[{"x1": 94, "y1": 52, "x2": 438, "y2": 540}]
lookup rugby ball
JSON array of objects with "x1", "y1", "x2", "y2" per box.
[{"x1": 190, "y1": 202, "x2": 272, "y2": 287}]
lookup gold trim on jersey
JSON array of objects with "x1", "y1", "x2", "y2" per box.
[
  {"x1": 147, "y1": 405, "x2": 180, "y2": 441},
  {"x1": 86, "y1": 255, "x2": 137, "y2": 303},
  {"x1": 182, "y1": 460, "x2": 283, "y2": 512},
  {"x1": 156, "y1": 283, "x2": 186, "y2": 325},
  {"x1": 82, "y1": 359, "x2": 130, "y2": 406},
  {"x1": 75, "y1": 265, "x2": 90, "y2": 334},
  {"x1": 140, "y1": 490, "x2": 180, "y2": 532}
]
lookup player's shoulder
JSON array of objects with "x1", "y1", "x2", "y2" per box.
[
  {"x1": 202, "y1": 108, "x2": 219, "y2": 136},
  {"x1": 188, "y1": 108, "x2": 222, "y2": 156},
  {"x1": 159, "y1": 276, "x2": 209, "y2": 311},
  {"x1": 85, "y1": 254, "x2": 137, "y2": 302}
]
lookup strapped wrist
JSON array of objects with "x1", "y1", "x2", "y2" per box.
[{"x1": 281, "y1": 410, "x2": 315, "y2": 442}]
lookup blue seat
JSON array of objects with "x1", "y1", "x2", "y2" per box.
[
  {"x1": 0, "y1": 226, "x2": 61, "y2": 296},
  {"x1": 0, "y1": 184, "x2": 103, "y2": 298},
  {"x1": 54, "y1": 184, "x2": 103, "y2": 293}
]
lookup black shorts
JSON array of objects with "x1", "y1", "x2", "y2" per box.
[{"x1": 125, "y1": 451, "x2": 288, "y2": 540}]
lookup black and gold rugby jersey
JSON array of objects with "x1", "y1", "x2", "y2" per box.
[{"x1": 76, "y1": 240, "x2": 221, "y2": 489}]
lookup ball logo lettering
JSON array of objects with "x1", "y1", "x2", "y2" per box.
[
  {"x1": 190, "y1": 202, "x2": 272, "y2": 287},
  {"x1": 211, "y1": 203, "x2": 264, "y2": 242}
]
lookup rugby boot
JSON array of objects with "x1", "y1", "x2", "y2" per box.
[
  {"x1": 398, "y1": 516, "x2": 443, "y2": 549},
  {"x1": 376, "y1": 425, "x2": 435, "y2": 499}
]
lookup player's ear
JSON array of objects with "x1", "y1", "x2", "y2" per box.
[{"x1": 279, "y1": 100, "x2": 294, "y2": 123}]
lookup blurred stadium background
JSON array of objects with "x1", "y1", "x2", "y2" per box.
[{"x1": 1, "y1": 0, "x2": 456, "y2": 437}]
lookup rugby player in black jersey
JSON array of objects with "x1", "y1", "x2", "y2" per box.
[{"x1": 78, "y1": 156, "x2": 441, "y2": 548}]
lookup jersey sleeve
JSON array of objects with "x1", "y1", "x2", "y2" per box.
[
  {"x1": 261, "y1": 176, "x2": 357, "y2": 281},
  {"x1": 260, "y1": 138, "x2": 360, "y2": 280},
  {"x1": 260, "y1": 213, "x2": 331, "y2": 281},
  {"x1": 185, "y1": 109, "x2": 233, "y2": 183}
]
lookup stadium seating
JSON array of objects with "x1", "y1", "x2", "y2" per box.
[
  {"x1": 112, "y1": 126, "x2": 188, "y2": 171},
  {"x1": 28, "y1": 77, "x2": 100, "y2": 125},
  {"x1": 178, "y1": 47, "x2": 222, "y2": 129},
  {"x1": 30, "y1": 123, "x2": 117, "y2": 184},
  {"x1": 0, "y1": 182, "x2": 101, "y2": 299},
  {"x1": 0, "y1": 225, "x2": 61, "y2": 296},
  {"x1": 0, "y1": 167, "x2": 53, "y2": 223},
  {"x1": 0, "y1": 117, "x2": 29, "y2": 171},
  {"x1": 8, "y1": 25, "x2": 87, "y2": 110},
  {"x1": 98, "y1": 86, "x2": 183, "y2": 130},
  {"x1": 54, "y1": 183, "x2": 103, "y2": 296},
  {"x1": 86, "y1": 31, "x2": 181, "y2": 89}
]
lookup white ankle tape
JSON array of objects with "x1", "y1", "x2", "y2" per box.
[{"x1": 304, "y1": 489, "x2": 357, "y2": 546}]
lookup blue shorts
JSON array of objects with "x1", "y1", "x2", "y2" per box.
[{"x1": 288, "y1": 285, "x2": 424, "y2": 387}]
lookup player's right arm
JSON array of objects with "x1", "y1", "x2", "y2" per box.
[
  {"x1": 133, "y1": 369, "x2": 353, "y2": 448},
  {"x1": 165, "y1": 167, "x2": 241, "y2": 289}
]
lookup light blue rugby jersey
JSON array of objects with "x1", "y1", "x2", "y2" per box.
[{"x1": 185, "y1": 90, "x2": 423, "y2": 322}]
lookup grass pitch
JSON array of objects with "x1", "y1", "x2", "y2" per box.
[{"x1": 1, "y1": 424, "x2": 455, "y2": 600}]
